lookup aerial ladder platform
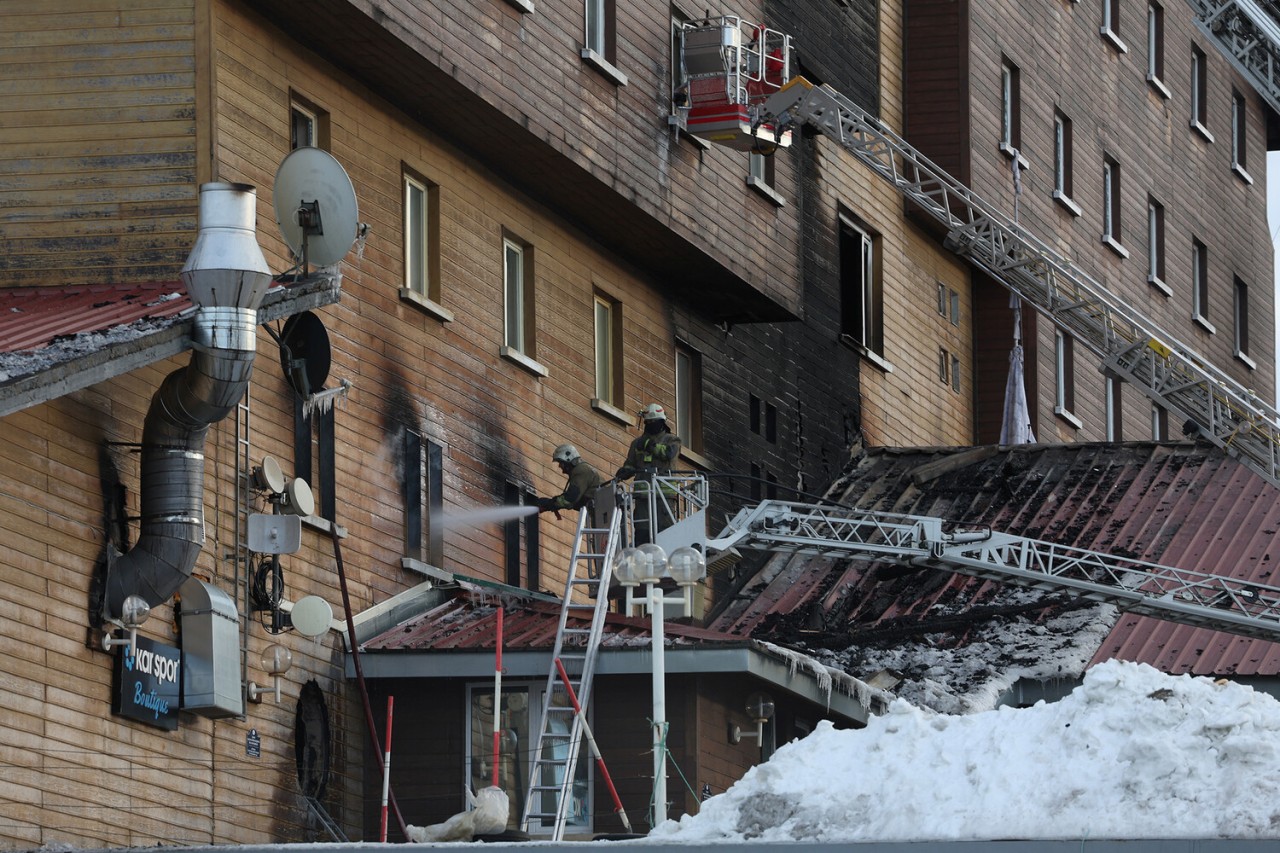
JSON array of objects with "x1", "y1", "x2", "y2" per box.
[
  {"x1": 747, "y1": 75, "x2": 1280, "y2": 490},
  {"x1": 1185, "y1": 0, "x2": 1280, "y2": 115},
  {"x1": 708, "y1": 499, "x2": 1280, "y2": 643}
]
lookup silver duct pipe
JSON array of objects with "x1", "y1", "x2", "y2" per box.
[{"x1": 105, "y1": 183, "x2": 272, "y2": 618}]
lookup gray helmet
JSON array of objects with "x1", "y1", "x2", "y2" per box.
[{"x1": 552, "y1": 443, "x2": 580, "y2": 465}]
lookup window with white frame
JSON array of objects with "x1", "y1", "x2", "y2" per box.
[
  {"x1": 593, "y1": 293, "x2": 622, "y2": 407},
  {"x1": 1102, "y1": 155, "x2": 1126, "y2": 254},
  {"x1": 675, "y1": 342, "x2": 704, "y2": 454},
  {"x1": 1102, "y1": 0, "x2": 1127, "y2": 51},
  {"x1": 503, "y1": 236, "x2": 535, "y2": 356},
  {"x1": 1000, "y1": 58, "x2": 1021, "y2": 155},
  {"x1": 583, "y1": 0, "x2": 623, "y2": 81},
  {"x1": 1191, "y1": 46, "x2": 1212, "y2": 139},
  {"x1": 1232, "y1": 89, "x2": 1252, "y2": 182},
  {"x1": 1151, "y1": 404, "x2": 1168, "y2": 440},
  {"x1": 403, "y1": 169, "x2": 440, "y2": 304},
  {"x1": 1147, "y1": 196, "x2": 1167, "y2": 293},
  {"x1": 1147, "y1": 3, "x2": 1167, "y2": 93},
  {"x1": 838, "y1": 211, "x2": 884, "y2": 362},
  {"x1": 1192, "y1": 237, "x2": 1213, "y2": 331},
  {"x1": 1055, "y1": 329, "x2": 1078, "y2": 425},
  {"x1": 290, "y1": 93, "x2": 329, "y2": 151},
  {"x1": 1052, "y1": 110, "x2": 1080, "y2": 215}
]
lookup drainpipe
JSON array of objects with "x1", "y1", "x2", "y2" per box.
[{"x1": 105, "y1": 183, "x2": 273, "y2": 618}]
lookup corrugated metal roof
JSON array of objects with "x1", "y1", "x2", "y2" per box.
[
  {"x1": 707, "y1": 442, "x2": 1280, "y2": 678},
  {"x1": 0, "y1": 282, "x2": 191, "y2": 354}
]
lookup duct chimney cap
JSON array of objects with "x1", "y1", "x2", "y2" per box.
[{"x1": 181, "y1": 182, "x2": 273, "y2": 310}]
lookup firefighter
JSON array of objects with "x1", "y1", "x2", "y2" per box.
[
  {"x1": 535, "y1": 443, "x2": 601, "y2": 516},
  {"x1": 615, "y1": 403, "x2": 683, "y2": 544}
]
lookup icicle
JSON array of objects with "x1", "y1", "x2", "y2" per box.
[{"x1": 303, "y1": 378, "x2": 352, "y2": 418}]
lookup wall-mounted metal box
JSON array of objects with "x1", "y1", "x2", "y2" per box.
[{"x1": 180, "y1": 577, "x2": 244, "y2": 718}]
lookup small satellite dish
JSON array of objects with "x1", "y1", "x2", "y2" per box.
[
  {"x1": 273, "y1": 147, "x2": 359, "y2": 269},
  {"x1": 290, "y1": 595, "x2": 334, "y2": 638},
  {"x1": 278, "y1": 311, "x2": 331, "y2": 398},
  {"x1": 280, "y1": 478, "x2": 316, "y2": 518},
  {"x1": 252, "y1": 456, "x2": 287, "y2": 494}
]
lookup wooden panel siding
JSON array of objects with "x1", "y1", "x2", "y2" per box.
[{"x1": 0, "y1": 1, "x2": 199, "y2": 286}]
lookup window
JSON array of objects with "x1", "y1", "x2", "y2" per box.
[
  {"x1": 939, "y1": 348, "x2": 950, "y2": 384},
  {"x1": 1232, "y1": 90, "x2": 1252, "y2": 182},
  {"x1": 402, "y1": 430, "x2": 443, "y2": 567},
  {"x1": 468, "y1": 682, "x2": 589, "y2": 834},
  {"x1": 749, "y1": 394, "x2": 761, "y2": 434},
  {"x1": 403, "y1": 169, "x2": 443, "y2": 309},
  {"x1": 1106, "y1": 376, "x2": 1123, "y2": 441},
  {"x1": 1055, "y1": 329, "x2": 1080, "y2": 427},
  {"x1": 951, "y1": 353, "x2": 962, "y2": 392},
  {"x1": 1000, "y1": 58, "x2": 1021, "y2": 156},
  {"x1": 1051, "y1": 110, "x2": 1080, "y2": 215},
  {"x1": 504, "y1": 482, "x2": 540, "y2": 590},
  {"x1": 747, "y1": 151, "x2": 784, "y2": 205},
  {"x1": 502, "y1": 236, "x2": 538, "y2": 362},
  {"x1": 293, "y1": 401, "x2": 335, "y2": 521},
  {"x1": 1192, "y1": 237, "x2": 1214, "y2": 332},
  {"x1": 1152, "y1": 404, "x2": 1168, "y2": 440},
  {"x1": 1102, "y1": 156, "x2": 1126, "y2": 255},
  {"x1": 1234, "y1": 276, "x2": 1255, "y2": 367},
  {"x1": 1147, "y1": 3, "x2": 1168, "y2": 95},
  {"x1": 675, "y1": 343, "x2": 704, "y2": 454},
  {"x1": 289, "y1": 93, "x2": 329, "y2": 150},
  {"x1": 1191, "y1": 46, "x2": 1212, "y2": 140},
  {"x1": 937, "y1": 284, "x2": 961, "y2": 325},
  {"x1": 593, "y1": 293, "x2": 622, "y2": 407},
  {"x1": 582, "y1": 0, "x2": 626, "y2": 84},
  {"x1": 1147, "y1": 196, "x2": 1167, "y2": 293},
  {"x1": 838, "y1": 211, "x2": 886, "y2": 365},
  {"x1": 1102, "y1": 0, "x2": 1127, "y2": 51}
]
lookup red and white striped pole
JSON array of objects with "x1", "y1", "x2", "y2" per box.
[
  {"x1": 554, "y1": 658, "x2": 632, "y2": 833},
  {"x1": 379, "y1": 695, "x2": 395, "y2": 842},
  {"x1": 492, "y1": 606, "x2": 504, "y2": 788}
]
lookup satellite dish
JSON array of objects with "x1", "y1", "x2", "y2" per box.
[
  {"x1": 280, "y1": 478, "x2": 316, "y2": 518},
  {"x1": 252, "y1": 456, "x2": 287, "y2": 494},
  {"x1": 273, "y1": 147, "x2": 359, "y2": 268},
  {"x1": 290, "y1": 595, "x2": 333, "y2": 638},
  {"x1": 278, "y1": 311, "x2": 331, "y2": 398}
]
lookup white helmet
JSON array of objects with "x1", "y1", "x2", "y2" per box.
[
  {"x1": 552, "y1": 443, "x2": 580, "y2": 465},
  {"x1": 639, "y1": 403, "x2": 667, "y2": 422}
]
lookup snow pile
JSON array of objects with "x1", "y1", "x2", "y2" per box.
[{"x1": 651, "y1": 660, "x2": 1280, "y2": 842}]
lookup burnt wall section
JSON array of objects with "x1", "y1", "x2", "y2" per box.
[{"x1": 767, "y1": 0, "x2": 881, "y2": 114}]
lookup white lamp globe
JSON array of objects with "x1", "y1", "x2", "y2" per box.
[
  {"x1": 637, "y1": 543, "x2": 668, "y2": 582},
  {"x1": 615, "y1": 547, "x2": 646, "y2": 586},
  {"x1": 120, "y1": 594, "x2": 152, "y2": 629},
  {"x1": 667, "y1": 546, "x2": 706, "y2": 585},
  {"x1": 262, "y1": 643, "x2": 293, "y2": 676}
]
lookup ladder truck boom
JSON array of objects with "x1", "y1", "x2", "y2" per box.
[
  {"x1": 759, "y1": 78, "x2": 1280, "y2": 489},
  {"x1": 708, "y1": 500, "x2": 1280, "y2": 643},
  {"x1": 1185, "y1": 0, "x2": 1280, "y2": 116}
]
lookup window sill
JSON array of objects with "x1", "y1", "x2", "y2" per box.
[
  {"x1": 400, "y1": 288, "x2": 454, "y2": 323},
  {"x1": 1232, "y1": 163, "x2": 1254, "y2": 185},
  {"x1": 1147, "y1": 75, "x2": 1171, "y2": 100},
  {"x1": 591, "y1": 397, "x2": 633, "y2": 426},
  {"x1": 1191, "y1": 120, "x2": 1214, "y2": 143},
  {"x1": 1052, "y1": 190, "x2": 1082, "y2": 217},
  {"x1": 581, "y1": 49, "x2": 628, "y2": 86},
  {"x1": 500, "y1": 346, "x2": 549, "y2": 377},
  {"x1": 746, "y1": 175, "x2": 786, "y2": 207},
  {"x1": 1054, "y1": 406, "x2": 1083, "y2": 430},
  {"x1": 1100, "y1": 27, "x2": 1128, "y2": 53},
  {"x1": 680, "y1": 446, "x2": 712, "y2": 470},
  {"x1": 1101, "y1": 235, "x2": 1129, "y2": 259},
  {"x1": 840, "y1": 334, "x2": 894, "y2": 373},
  {"x1": 1235, "y1": 351, "x2": 1258, "y2": 371},
  {"x1": 1148, "y1": 275, "x2": 1172, "y2": 297},
  {"x1": 401, "y1": 557, "x2": 455, "y2": 585},
  {"x1": 999, "y1": 143, "x2": 1029, "y2": 170},
  {"x1": 1192, "y1": 313, "x2": 1216, "y2": 335},
  {"x1": 503, "y1": 0, "x2": 534, "y2": 11},
  {"x1": 302, "y1": 515, "x2": 348, "y2": 538}
]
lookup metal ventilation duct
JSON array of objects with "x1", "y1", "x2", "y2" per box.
[{"x1": 105, "y1": 183, "x2": 272, "y2": 618}]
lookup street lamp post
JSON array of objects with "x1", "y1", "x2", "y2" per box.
[{"x1": 615, "y1": 542, "x2": 706, "y2": 829}]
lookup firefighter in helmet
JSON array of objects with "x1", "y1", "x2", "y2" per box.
[
  {"x1": 535, "y1": 443, "x2": 602, "y2": 516},
  {"x1": 616, "y1": 403, "x2": 682, "y2": 544}
]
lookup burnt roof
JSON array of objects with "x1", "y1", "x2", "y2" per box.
[{"x1": 708, "y1": 441, "x2": 1280, "y2": 678}]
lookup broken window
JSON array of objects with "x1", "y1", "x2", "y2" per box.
[
  {"x1": 403, "y1": 430, "x2": 443, "y2": 567},
  {"x1": 504, "y1": 482, "x2": 540, "y2": 590},
  {"x1": 838, "y1": 211, "x2": 883, "y2": 360}
]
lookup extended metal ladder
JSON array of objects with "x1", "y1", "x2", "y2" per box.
[
  {"x1": 520, "y1": 502, "x2": 622, "y2": 839},
  {"x1": 1185, "y1": 0, "x2": 1280, "y2": 115},
  {"x1": 757, "y1": 80, "x2": 1280, "y2": 489},
  {"x1": 708, "y1": 500, "x2": 1280, "y2": 642}
]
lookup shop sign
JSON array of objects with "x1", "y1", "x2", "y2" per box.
[{"x1": 111, "y1": 635, "x2": 181, "y2": 731}]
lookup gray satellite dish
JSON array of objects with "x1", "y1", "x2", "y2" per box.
[
  {"x1": 290, "y1": 595, "x2": 333, "y2": 638},
  {"x1": 273, "y1": 147, "x2": 359, "y2": 269}
]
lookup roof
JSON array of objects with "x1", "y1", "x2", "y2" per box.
[
  {"x1": 351, "y1": 580, "x2": 886, "y2": 722},
  {"x1": 707, "y1": 441, "x2": 1280, "y2": 678},
  {"x1": 0, "y1": 275, "x2": 342, "y2": 417}
]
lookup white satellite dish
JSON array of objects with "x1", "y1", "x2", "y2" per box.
[
  {"x1": 273, "y1": 147, "x2": 359, "y2": 269},
  {"x1": 252, "y1": 455, "x2": 287, "y2": 494},
  {"x1": 290, "y1": 595, "x2": 334, "y2": 638},
  {"x1": 280, "y1": 477, "x2": 316, "y2": 518}
]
